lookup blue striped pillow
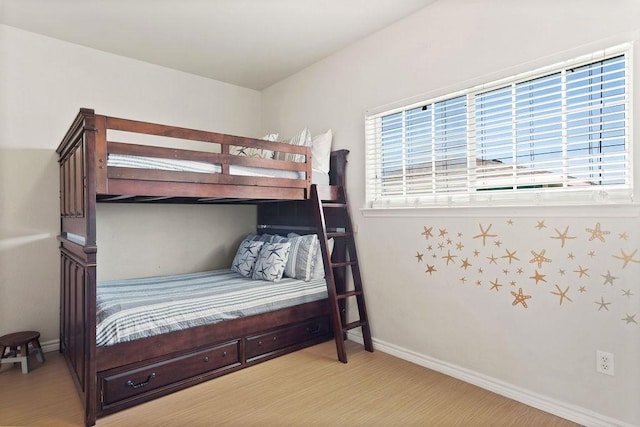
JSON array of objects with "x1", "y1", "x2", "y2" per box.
[{"x1": 273, "y1": 234, "x2": 319, "y2": 281}]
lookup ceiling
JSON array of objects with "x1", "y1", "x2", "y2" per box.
[{"x1": 0, "y1": 0, "x2": 437, "y2": 90}]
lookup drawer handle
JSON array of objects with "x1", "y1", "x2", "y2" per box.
[
  {"x1": 307, "y1": 325, "x2": 321, "y2": 334},
  {"x1": 203, "y1": 356, "x2": 209, "y2": 363},
  {"x1": 126, "y1": 373, "x2": 156, "y2": 389},
  {"x1": 222, "y1": 351, "x2": 227, "y2": 358}
]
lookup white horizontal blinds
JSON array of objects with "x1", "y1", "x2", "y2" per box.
[
  {"x1": 564, "y1": 55, "x2": 627, "y2": 186},
  {"x1": 433, "y1": 96, "x2": 468, "y2": 193},
  {"x1": 365, "y1": 45, "x2": 630, "y2": 208}
]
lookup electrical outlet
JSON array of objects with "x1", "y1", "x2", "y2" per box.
[{"x1": 596, "y1": 350, "x2": 615, "y2": 376}]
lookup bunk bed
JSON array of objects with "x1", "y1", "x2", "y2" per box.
[{"x1": 57, "y1": 108, "x2": 351, "y2": 426}]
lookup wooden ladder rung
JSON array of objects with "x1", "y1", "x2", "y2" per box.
[
  {"x1": 342, "y1": 320, "x2": 367, "y2": 332},
  {"x1": 322, "y1": 203, "x2": 347, "y2": 209},
  {"x1": 331, "y1": 261, "x2": 356, "y2": 268},
  {"x1": 337, "y1": 290, "x2": 362, "y2": 300},
  {"x1": 326, "y1": 232, "x2": 352, "y2": 238}
]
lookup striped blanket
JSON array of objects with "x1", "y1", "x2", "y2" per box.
[
  {"x1": 96, "y1": 270, "x2": 328, "y2": 347},
  {"x1": 107, "y1": 153, "x2": 305, "y2": 179}
]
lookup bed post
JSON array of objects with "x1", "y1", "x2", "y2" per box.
[{"x1": 57, "y1": 108, "x2": 98, "y2": 426}]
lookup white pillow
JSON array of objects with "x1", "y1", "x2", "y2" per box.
[
  {"x1": 312, "y1": 129, "x2": 332, "y2": 174},
  {"x1": 275, "y1": 128, "x2": 312, "y2": 163},
  {"x1": 251, "y1": 241, "x2": 291, "y2": 282}
]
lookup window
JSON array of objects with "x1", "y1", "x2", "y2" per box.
[{"x1": 365, "y1": 45, "x2": 631, "y2": 208}]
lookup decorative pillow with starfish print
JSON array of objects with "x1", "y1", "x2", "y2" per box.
[{"x1": 252, "y1": 242, "x2": 292, "y2": 282}]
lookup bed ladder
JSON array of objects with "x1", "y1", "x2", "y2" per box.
[{"x1": 311, "y1": 184, "x2": 373, "y2": 363}]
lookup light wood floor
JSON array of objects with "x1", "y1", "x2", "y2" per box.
[{"x1": 0, "y1": 341, "x2": 580, "y2": 426}]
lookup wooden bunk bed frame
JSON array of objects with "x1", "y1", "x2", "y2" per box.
[{"x1": 57, "y1": 109, "x2": 350, "y2": 426}]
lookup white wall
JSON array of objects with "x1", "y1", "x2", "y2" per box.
[
  {"x1": 0, "y1": 25, "x2": 260, "y2": 344},
  {"x1": 262, "y1": 1, "x2": 640, "y2": 425}
]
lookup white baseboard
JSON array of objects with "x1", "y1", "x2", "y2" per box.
[
  {"x1": 41, "y1": 339, "x2": 60, "y2": 354},
  {"x1": 347, "y1": 332, "x2": 632, "y2": 427}
]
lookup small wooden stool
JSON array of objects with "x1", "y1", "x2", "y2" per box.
[{"x1": 0, "y1": 331, "x2": 45, "y2": 374}]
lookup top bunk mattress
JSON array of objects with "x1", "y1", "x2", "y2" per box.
[
  {"x1": 108, "y1": 154, "x2": 330, "y2": 185},
  {"x1": 96, "y1": 269, "x2": 328, "y2": 347}
]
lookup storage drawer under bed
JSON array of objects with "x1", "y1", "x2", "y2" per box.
[
  {"x1": 246, "y1": 316, "x2": 331, "y2": 361},
  {"x1": 100, "y1": 340, "x2": 240, "y2": 406}
]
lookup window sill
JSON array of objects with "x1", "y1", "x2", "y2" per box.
[{"x1": 360, "y1": 202, "x2": 640, "y2": 218}]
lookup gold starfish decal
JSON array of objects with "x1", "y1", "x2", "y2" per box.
[
  {"x1": 621, "y1": 313, "x2": 638, "y2": 325},
  {"x1": 489, "y1": 279, "x2": 503, "y2": 292},
  {"x1": 507, "y1": 219, "x2": 514, "y2": 225},
  {"x1": 622, "y1": 289, "x2": 633, "y2": 298},
  {"x1": 460, "y1": 258, "x2": 472, "y2": 270},
  {"x1": 494, "y1": 240, "x2": 502, "y2": 248},
  {"x1": 567, "y1": 252, "x2": 575, "y2": 259},
  {"x1": 573, "y1": 266, "x2": 589, "y2": 278},
  {"x1": 587, "y1": 251, "x2": 596, "y2": 258},
  {"x1": 473, "y1": 223, "x2": 497, "y2": 247},
  {"x1": 438, "y1": 228, "x2": 448, "y2": 237},
  {"x1": 511, "y1": 288, "x2": 531, "y2": 308},
  {"x1": 613, "y1": 248, "x2": 640, "y2": 268},
  {"x1": 535, "y1": 220, "x2": 546, "y2": 230},
  {"x1": 530, "y1": 270, "x2": 546, "y2": 284},
  {"x1": 550, "y1": 226, "x2": 576, "y2": 248},
  {"x1": 550, "y1": 285, "x2": 572, "y2": 305},
  {"x1": 486, "y1": 254, "x2": 498, "y2": 264},
  {"x1": 425, "y1": 264, "x2": 437, "y2": 275},
  {"x1": 619, "y1": 232, "x2": 629, "y2": 240},
  {"x1": 442, "y1": 250, "x2": 457, "y2": 265},
  {"x1": 501, "y1": 249, "x2": 520, "y2": 264},
  {"x1": 601, "y1": 271, "x2": 617, "y2": 286},
  {"x1": 421, "y1": 226, "x2": 433, "y2": 239},
  {"x1": 586, "y1": 222, "x2": 610, "y2": 242},
  {"x1": 594, "y1": 297, "x2": 611, "y2": 311},
  {"x1": 415, "y1": 252, "x2": 424, "y2": 262},
  {"x1": 516, "y1": 267, "x2": 524, "y2": 274},
  {"x1": 529, "y1": 249, "x2": 551, "y2": 268},
  {"x1": 473, "y1": 249, "x2": 480, "y2": 257},
  {"x1": 510, "y1": 280, "x2": 517, "y2": 287},
  {"x1": 459, "y1": 276, "x2": 467, "y2": 284},
  {"x1": 578, "y1": 286, "x2": 587, "y2": 293},
  {"x1": 456, "y1": 242, "x2": 464, "y2": 251}
]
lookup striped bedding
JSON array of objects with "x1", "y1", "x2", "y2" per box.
[
  {"x1": 107, "y1": 154, "x2": 331, "y2": 185},
  {"x1": 107, "y1": 153, "x2": 305, "y2": 179},
  {"x1": 96, "y1": 270, "x2": 328, "y2": 347}
]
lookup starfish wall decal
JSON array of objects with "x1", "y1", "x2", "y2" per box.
[
  {"x1": 511, "y1": 288, "x2": 532, "y2": 308},
  {"x1": 529, "y1": 249, "x2": 552, "y2": 268},
  {"x1": 473, "y1": 223, "x2": 497, "y2": 246},
  {"x1": 612, "y1": 248, "x2": 640, "y2": 268},
  {"x1": 551, "y1": 226, "x2": 576, "y2": 248},
  {"x1": 550, "y1": 285, "x2": 573, "y2": 305},
  {"x1": 586, "y1": 222, "x2": 610, "y2": 242}
]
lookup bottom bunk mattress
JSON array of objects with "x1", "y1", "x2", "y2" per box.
[{"x1": 96, "y1": 270, "x2": 328, "y2": 347}]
